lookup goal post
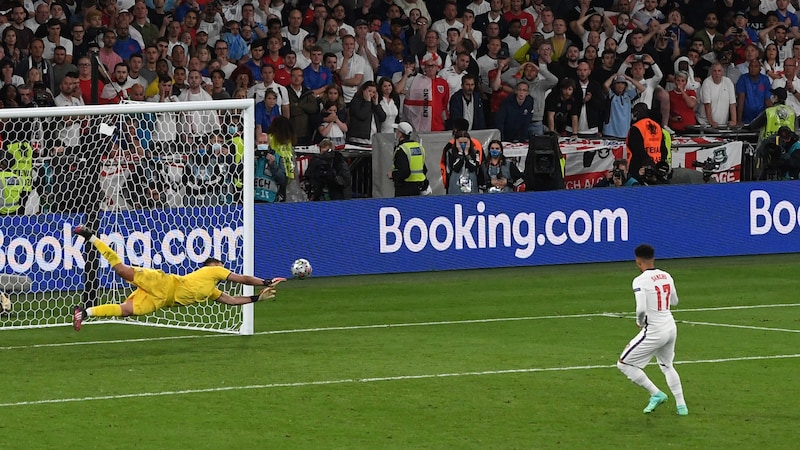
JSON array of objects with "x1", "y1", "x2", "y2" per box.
[{"x1": 0, "y1": 99, "x2": 256, "y2": 335}]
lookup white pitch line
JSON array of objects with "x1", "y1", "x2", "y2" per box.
[
  {"x1": 678, "y1": 320, "x2": 800, "y2": 334},
  {"x1": 2, "y1": 303, "x2": 800, "y2": 352},
  {"x1": 2, "y1": 353, "x2": 800, "y2": 408}
]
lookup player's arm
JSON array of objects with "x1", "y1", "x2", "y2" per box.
[
  {"x1": 669, "y1": 280, "x2": 679, "y2": 307},
  {"x1": 633, "y1": 284, "x2": 647, "y2": 327},
  {"x1": 227, "y1": 273, "x2": 286, "y2": 287}
]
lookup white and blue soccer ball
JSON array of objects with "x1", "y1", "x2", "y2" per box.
[{"x1": 291, "y1": 258, "x2": 312, "y2": 279}]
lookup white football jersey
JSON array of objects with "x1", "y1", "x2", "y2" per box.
[{"x1": 631, "y1": 268, "x2": 678, "y2": 329}]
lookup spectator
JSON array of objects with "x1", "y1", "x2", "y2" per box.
[
  {"x1": 101, "y1": 62, "x2": 137, "y2": 103},
  {"x1": 388, "y1": 121, "x2": 429, "y2": 197},
  {"x1": 773, "y1": 58, "x2": 800, "y2": 117},
  {"x1": 177, "y1": 69, "x2": 219, "y2": 137},
  {"x1": 70, "y1": 23, "x2": 90, "y2": 62},
  {"x1": 241, "y1": 40, "x2": 266, "y2": 82},
  {"x1": 478, "y1": 140, "x2": 523, "y2": 193},
  {"x1": 474, "y1": 0, "x2": 508, "y2": 39},
  {"x1": 447, "y1": 73, "x2": 485, "y2": 131},
  {"x1": 249, "y1": 64, "x2": 290, "y2": 111},
  {"x1": 496, "y1": 81, "x2": 534, "y2": 142},
  {"x1": 144, "y1": 58, "x2": 172, "y2": 98},
  {"x1": 377, "y1": 77, "x2": 401, "y2": 133},
  {"x1": 316, "y1": 99, "x2": 348, "y2": 147},
  {"x1": 210, "y1": 69, "x2": 231, "y2": 100},
  {"x1": 323, "y1": 83, "x2": 348, "y2": 123},
  {"x1": 0, "y1": 84, "x2": 18, "y2": 107},
  {"x1": 318, "y1": 18, "x2": 344, "y2": 55},
  {"x1": 416, "y1": 29, "x2": 448, "y2": 70},
  {"x1": 439, "y1": 51, "x2": 471, "y2": 100},
  {"x1": 127, "y1": 53, "x2": 149, "y2": 89},
  {"x1": 7, "y1": 5, "x2": 34, "y2": 58},
  {"x1": 97, "y1": 30, "x2": 123, "y2": 75},
  {"x1": 353, "y1": 18, "x2": 381, "y2": 84},
  {"x1": 338, "y1": 34, "x2": 368, "y2": 104},
  {"x1": 442, "y1": 129, "x2": 480, "y2": 194},
  {"x1": 182, "y1": 135, "x2": 226, "y2": 207},
  {"x1": 516, "y1": 61, "x2": 558, "y2": 136},
  {"x1": 54, "y1": 71, "x2": 83, "y2": 107},
  {"x1": 43, "y1": 19, "x2": 73, "y2": 64},
  {"x1": 17, "y1": 39, "x2": 55, "y2": 94},
  {"x1": 51, "y1": 46, "x2": 78, "y2": 95},
  {"x1": 603, "y1": 74, "x2": 645, "y2": 139},
  {"x1": 667, "y1": 71, "x2": 698, "y2": 132},
  {"x1": 573, "y1": 61, "x2": 606, "y2": 136},
  {"x1": 114, "y1": 24, "x2": 143, "y2": 62},
  {"x1": 132, "y1": 1, "x2": 160, "y2": 48},
  {"x1": 697, "y1": 63, "x2": 737, "y2": 127},
  {"x1": 286, "y1": 67, "x2": 320, "y2": 146},
  {"x1": 737, "y1": 59, "x2": 773, "y2": 125},
  {"x1": 617, "y1": 53, "x2": 669, "y2": 132},
  {"x1": 347, "y1": 81, "x2": 385, "y2": 145},
  {"x1": 255, "y1": 90, "x2": 283, "y2": 136},
  {"x1": 545, "y1": 77, "x2": 580, "y2": 136},
  {"x1": 76, "y1": 56, "x2": 105, "y2": 105},
  {"x1": 396, "y1": 52, "x2": 449, "y2": 132},
  {"x1": 304, "y1": 138, "x2": 352, "y2": 200},
  {"x1": 762, "y1": 43, "x2": 784, "y2": 81},
  {"x1": 303, "y1": 45, "x2": 333, "y2": 97},
  {"x1": 0, "y1": 59, "x2": 24, "y2": 89},
  {"x1": 3, "y1": 28, "x2": 22, "y2": 66}
]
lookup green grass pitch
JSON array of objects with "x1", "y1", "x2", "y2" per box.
[{"x1": 1, "y1": 253, "x2": 799, "y2": 449}]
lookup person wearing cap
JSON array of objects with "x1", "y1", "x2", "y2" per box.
[
  {"x1": 748, "y1": 86, "x2": 796, "y2": 140},
  {"x1": 388, "y1": 121, "x2": 429, "y2": 197},
  {"x1": 726, "y1": 11, "x2": 758, "y2": 45},
  {"x1": 395, "y1": 51, "x2": 449, "y2": 132}
]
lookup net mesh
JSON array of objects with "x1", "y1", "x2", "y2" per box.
[{"x1": 0, "y1": 100, "x2": 254, "y2": 334}]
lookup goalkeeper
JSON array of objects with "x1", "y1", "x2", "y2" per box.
[{"x1": 71, "y1": 225, "x2": 284, "y2": 331}]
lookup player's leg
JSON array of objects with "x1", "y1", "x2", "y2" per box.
[
  {"x1": 617, "y1": 331, "x2": 669, "y2": 413},
  {"x1": 655, "y1": 329, "x2": 688, "y2": 415},
  {"x1": 73, "y1": 225, "x2": 135, "y2": 282}
]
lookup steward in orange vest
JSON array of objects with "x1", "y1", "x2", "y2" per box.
[{"x1": 625, "y1": 104, "x2": 669, "y2": 176}]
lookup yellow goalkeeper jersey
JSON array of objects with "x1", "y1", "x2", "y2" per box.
[{"x1": 170, "y1": 266, "x2": 232, "y2": 306}]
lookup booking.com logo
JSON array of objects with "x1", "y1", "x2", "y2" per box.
[
  {"x1": 0, "y1": 223, "x2": 243, "y2": 273},
  {"x1": 379, "y1": 202, "x2": 629, "y2": 258},
  {"x1": 750, "y1": 190, "x2": 800, "y2": 235}
]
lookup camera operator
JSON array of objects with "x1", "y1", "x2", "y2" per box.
[
  {"x1": 595, "y1": 159, "x2": 640, "y2": 187},
  {"x1": 32, "y1": 81, "x2": 55, "y2": 107},
  {"x1": 634, "y1": 159, "x2": 671, "y2": 185},
  {"x1": 755, "y1": 125, "x2": 800, "y2": 180},
  {"x1": 304, "y1": 139, "x2": 352, "y2": 201}
]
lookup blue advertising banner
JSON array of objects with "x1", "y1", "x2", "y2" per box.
[
  {"x1": 253, "y1": 182, "x2": 800, "y2": 278},
  {"x1": 2, "y1": 182, "x2": 798, "y2": 292},
  {"x1": 0, "y1": 206, "x2": 243, "y2": 292}
]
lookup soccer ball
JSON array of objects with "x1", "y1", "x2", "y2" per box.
[
  {"x1": 291, "y1": 258, "x2": 312, "y2": 279},
  {"x1": 0, "y1": 291, "x2": 11, "y2": 313}
]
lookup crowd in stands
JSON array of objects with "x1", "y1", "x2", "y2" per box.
[{"x1": 1, "y1": 0, "x2": 799, "y2": 208}]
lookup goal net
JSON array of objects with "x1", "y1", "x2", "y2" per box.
[{"x1": 0, "y1": 99, "x2": 255, "y2": 335}]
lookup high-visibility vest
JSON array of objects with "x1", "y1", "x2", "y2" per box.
[
  {"x1": 6, "y1": 142, "x2": 34, "y2": 193},
  {"x1": 397, "y1": 141, "x2": 426, "y2": 182},
  {"x1": 761, "y1": 105, "x2": 796, "y2": 140},
  {"x1": 0, "y1": 171, "x2": 23, "y2": 214},
  {"x1": 629, "y1": 119, "x2": 665, "y2": 165}
]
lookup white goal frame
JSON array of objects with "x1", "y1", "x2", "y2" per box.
[{"x1": 0, "y1": 99, "x2": 256, "y2": 335}]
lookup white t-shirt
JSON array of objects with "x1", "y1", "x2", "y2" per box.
[
  {"x1": 337, "y1": 53, "x2": 367, "y2": 103},
  {"x1": 632, "y1": 268, "x2": 678, "y2": 329},
  {"x1": 43, "y1": 37, "x2": 73, "y2": 60},
  {"x1": 282, "y1": 27, "x2": 308, "y2": 54},
  {"x1": 698, "y1": 76, "x2": 736, "y2": 125}
]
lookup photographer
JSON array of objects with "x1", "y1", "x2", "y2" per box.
[
  {"x1": 747, "y1": 87, "x2": 796, "y2": 140},
  {"x1": 304, "y1": 139, "x2": 352, "y2": 201},
  {"x1": 595, "y1": 159, "x2": 640, "y2": 187},
  {"x1": 634, "y1": 159, "x2": 671, "y2": 186},
  {"x1": 755, "y1": 125, "x2": 800, "y2": 180}
]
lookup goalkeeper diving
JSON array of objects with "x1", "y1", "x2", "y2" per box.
[{"x1": 71, "y1": 225, "x2": 285, "y2": 331}]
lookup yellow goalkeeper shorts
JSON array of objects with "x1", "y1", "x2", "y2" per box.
[{"x1": 126, "y1": 268, "x2": 175, "y2": 315}]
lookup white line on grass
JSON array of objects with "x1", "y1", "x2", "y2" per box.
[
  {"x1": 2, "y1": 353, "x2": 799, "y2": 408},
  {"x1": 2, "y1": 302, "x2": 800, "y2": 352},
  {"x1": 677, "y1": 320, "x2": 800, "y2": 333}
]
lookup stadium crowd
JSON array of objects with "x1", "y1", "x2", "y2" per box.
[{"x1": 1, "y1": 0, "x2": 799, "y2": 209}]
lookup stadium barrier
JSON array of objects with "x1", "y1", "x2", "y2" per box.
[{"x1": 252, "y1": 181, "x2": 800, "y2": 277}]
